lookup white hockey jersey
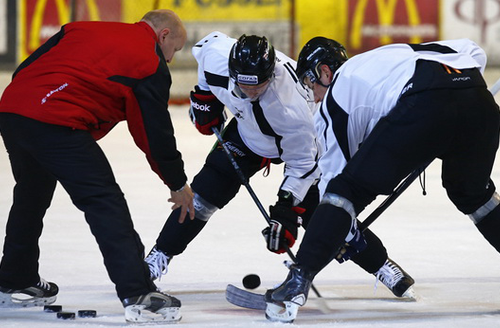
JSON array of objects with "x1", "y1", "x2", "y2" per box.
[
  {"x1": 316, "y1": 39, "x2": 487, "y2": 197},
  {"x1": 192, "y1": 31, "x2": 320, "y2": 202}
]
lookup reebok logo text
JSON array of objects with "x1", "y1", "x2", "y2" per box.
[{"x1": 192, "y1": 101, "x2": 211, "y2": 112}]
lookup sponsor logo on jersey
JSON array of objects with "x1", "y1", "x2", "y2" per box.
[
  {"x1": 237, "y1": 74, "x2": 259, "y2": 85},
  {"x1": 41, "y1": 82, "x2": 69, "y2": 104}
]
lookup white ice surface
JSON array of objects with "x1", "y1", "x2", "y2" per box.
[{"x1": 0, "y1": 72, "x2": 500, "y2": 327}]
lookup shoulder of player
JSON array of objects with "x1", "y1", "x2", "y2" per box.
[
  {"x1": 265, "y1": 63, "x2": 309, "y2": 108},
  {"x1": 192, "y1": 32, "x2": 236, "y2": 64}
]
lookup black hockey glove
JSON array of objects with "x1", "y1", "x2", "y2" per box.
[
  {"x1": 335, "y1": 227, "x2": 367, "y2": 263},
  {"x1": 262, "y1": 190, "x2": 304, "y2": 254},
  {"x1": 189, "y1": 85, "x2": 226, "y2": 135}
]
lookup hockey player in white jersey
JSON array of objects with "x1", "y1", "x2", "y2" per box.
[
  {"x1": 146, "y1": 32, "x2": 414, "y2": 298},
  {"x1": 265, "y1": 37, "x2": 500, "y2": 323}
]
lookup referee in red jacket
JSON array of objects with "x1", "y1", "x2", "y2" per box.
[{"x1": 0, "y1": 9, "x2": 193, "y2": 323}]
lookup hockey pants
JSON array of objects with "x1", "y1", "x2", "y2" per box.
[{"x1": 297, "y1": 85, "x2": 500, "y2": 273}]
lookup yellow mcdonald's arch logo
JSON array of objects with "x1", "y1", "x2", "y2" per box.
[
  {"x1": 21, "y1": 0, "x2": 101, "y2": 60},
  {"x1": 350, "y1": 0, "x2": 422, "y2": 49}
]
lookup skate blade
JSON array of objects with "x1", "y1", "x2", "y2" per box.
[
  {"x1": 402, "y1": 286, "x2": 417, "y2": 300},
  {"x1": 0, "y1": 292, "x2": 56, "y2": 308},
  {"x1": 125, "y1": 304, "x2": 181, "y2": 324},
  {"x1": 265, "y1": 301, "x2": 300, "y2": 323}
]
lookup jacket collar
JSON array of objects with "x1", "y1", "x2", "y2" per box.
[{"x1": 136, "y1": 21, "x2": 158, "y2": 42}]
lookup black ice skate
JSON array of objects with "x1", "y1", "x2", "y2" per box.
[
  {"x1": 0, "y1": 278, "x2": 58, "y2": 308},
  {"x1": 375, "y1": 258, "x2": 416, "y2": 299},
  {"x1": 264, "y1": 263, "x2": 315, "y2": 323},
  {"x1": 145, "y1": 246, "x2": 171, "y2": 281},
  {"x1": 122, "y1": 290, "x2": 181, "y2": 323}
]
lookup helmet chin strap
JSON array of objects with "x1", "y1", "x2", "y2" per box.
[
  {"x1": 317, "y1": 80, "x2": 331, "y2": 88},
  {"x1": 316, "y1": 68, "x2": 335, "y2": 88}
]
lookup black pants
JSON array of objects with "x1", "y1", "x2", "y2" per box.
[
  {"x1": 157, "y1": 119, "x2": 387, "y2": 273},
  {"x1": 0, "y1": 113, "x2": 155, "y2": 300},
  {"x1": 156, "y1": 119, "x2": 281, "y2": 254},
  {"x1": 297, "y1": 85, "x2": 500, "y2": 272}
]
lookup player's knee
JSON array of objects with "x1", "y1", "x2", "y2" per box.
[
  {"x1": 193, "y1": 193, "x2": 218, "y2": 221},
  {"x1": 325, "y1": 175, "x2": 376, "y2": 214},
  {"x1": 320, "y1": 193, "x2": 356, "y2": 219},
  {"x1": 467, "y1": 192, "x2": 500, "y2": 224},
  {"x1": 320, "y1": 193, "x2": 363, "y2": 243}
]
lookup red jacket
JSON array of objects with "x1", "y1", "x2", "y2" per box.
[{"x1": 0, "y1": 21, "x2": 186, "y2": 190}]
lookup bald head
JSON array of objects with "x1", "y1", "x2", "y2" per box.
[
  {"x1": 141, "y1": 10, "x2": 185, "y2": 37},
  {"x1": 141, "y1": 9, "x2": 187, "y2": 63}
]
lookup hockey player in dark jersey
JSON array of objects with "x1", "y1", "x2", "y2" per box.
[
  {"x1": 264, "y1": 37, "x2": 500, "y2": 323},
  {"x1": 146, "y1": 32, "x2": 415, "y2": 299}
]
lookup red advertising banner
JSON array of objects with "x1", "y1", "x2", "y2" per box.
[
  {"x1": 347, "y1": 0, "x2": 440, "y2": 55},
  {"x1": 20, "y1": 0, "x2": 121, "y2": 60}
]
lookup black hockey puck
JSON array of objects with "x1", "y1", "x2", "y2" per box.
[
  {"x1": 44, "y1": 304, "x2": 62, "y2": 312},
  {"x1": 78, "y1": 309, "x2": 97, "y2": 318},
  {"x1": 242, "y1": 274, "x2": 261, "y2": 289},
  {"x1": 56, "y1": 312, "x2": 76, "y2": 320}
]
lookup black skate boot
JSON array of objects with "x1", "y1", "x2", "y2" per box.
[
  {"x1": 264, "y1": 263, "x2": 315, "y2": 323},
  {"x1": 145, "y1": 246, "x2": 171, "y2": 281},
  {"x1": 375, "y1": 258, "x2": 415, "y2": 298},
  {"x1": 0, "y1": 278, "x2": 58, "y2": 308},
  {"x1": 122, "y1": 290, "x2": 181, "y2": 323}
]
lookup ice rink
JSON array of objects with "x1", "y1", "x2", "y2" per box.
[{"x1": 0, "y1": 71, "x2": 500, "y2": 327}]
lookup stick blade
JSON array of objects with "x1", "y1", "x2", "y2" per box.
[{"x1": 225, "y1": 284, "x2": 266, "y2": 310}]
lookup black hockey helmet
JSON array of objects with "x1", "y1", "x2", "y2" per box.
[
  {"x1": 228, "y1": 35, "x2": 276, "y2": 85},
  {"x1": 296, "y1": 37, "x2": 348, "y2": 87}
]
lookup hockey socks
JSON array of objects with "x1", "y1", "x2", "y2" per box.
[
  {"x1": 351, "y1": 226, "x2": 388, "y2": 273},
  {"x1": 296, "y1": 203, "x2": 353, "y2": 273},
  {"x1": 156, "y1": 208, "x2": 208, "y2": 256},
  {"x1": 475, "y1": 204, "x2": 500, "y2": 253}
]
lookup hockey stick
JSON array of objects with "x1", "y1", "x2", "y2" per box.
[
  {"x1": 211, "y1": 127, "x2": 322, "y2": 298},
  {"x1": 224, "y1": 163, "x2": 429, "y2": 311}
]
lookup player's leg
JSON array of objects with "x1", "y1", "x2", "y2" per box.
[
  {"x1": 474, "y1": 201, "x2": 500, "y2": 252},
  {"x1": 441, "y1": 87, "x2": 500, "y2": 252},
  {"x1": 299, "y1": 183, "x2": 412, "y2": 296},
  {"x1": 300, "y1": 185, "x2": 387, "y2": 271},
  {"x1": 148, "y1": 119, "x2": 265, "y2": 279}
]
